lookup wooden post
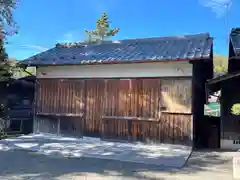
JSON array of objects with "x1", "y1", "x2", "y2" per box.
[
  {"x1": 57, "y1": 117, "x2": 60, "y2": 135},
  {"x1": 101, "y1": 119, "x2": 105, "y2": 138},
  {"x1": 128, "y1": 120, "x2": 132, "y2": 141},
  {"x1": 132, "y1": 121, "x2": 137, "y2": 141},
  {"x1": 33, "y1": 77, "x2": 38, "y2": 134}
]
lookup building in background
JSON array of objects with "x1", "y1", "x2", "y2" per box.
[{"x1": 207, "y1": 28, "x2": 240, "y2": 149}]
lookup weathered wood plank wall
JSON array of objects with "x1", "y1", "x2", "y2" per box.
[
  {"x1": 36, "y1": 78, "x2": 192, "y2": 144},
  {"x1": 103, "y1": 79, "x2": 161, "y2": 117},
  {"x1": 37, "y1": 79, "x2": 85, "y2": 115},
  {"x1": 85, "y1": 80, "x2": 104, "y2": 136},
  {"x1": 161, "y1": 79, "x2": 192, "y2": 113},
  {"x1": 102, "y1": 113, "x2": 192, "y2": 145}
]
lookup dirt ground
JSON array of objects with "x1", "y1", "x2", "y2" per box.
[{"x1": 0, "y1": 150, "x2": 236, "y2": 180}]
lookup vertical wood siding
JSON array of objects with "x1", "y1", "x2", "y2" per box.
[
  {"x1": 35, "y1": 115, "x2": 84, "y2": 137},
  {"x1": 161, "y1": 79, "x2": 192, "y2": 113},
  {"x1": 37, "y1": 79, "x2": 85, "y2": 115},
  {"x1": 85, "y1": 79, "x2": 104, "y2": 136},
  {"x1": 103, "y1": 79, "x2": 161, "y2": 117},
  {"x1": 102, "y1": 113, "x2": 192, "y2": 145},
  {"x1": 36, "y1": 78, "x2": 192, "y2": 145}
]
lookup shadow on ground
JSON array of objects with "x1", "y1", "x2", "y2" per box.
[
  {"x1": 169, "y1": 150, "x2": 233, "y2": 175},
  {"x1": 0, "y1": 149, "x2": 234, "y2": 180}
]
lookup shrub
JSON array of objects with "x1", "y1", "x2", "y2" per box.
[
  {"x1": 231, "y1": 103, "x2": 240, "y2": 115},
  {"x1": 0, "y1": 104, "x2": 10, "y2": 138}
]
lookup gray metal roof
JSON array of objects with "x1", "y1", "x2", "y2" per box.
[
  {"x1": 20, "y1": 33, "x2": 213, "y2": 66},
  {"x1": 230, "y1": 28, "x2": 240, "y2": 56}
]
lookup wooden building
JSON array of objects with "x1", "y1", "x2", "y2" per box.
[
  {"x1": 21, "y1": 33, "x2": 214, "y2": 147},
  {"x1": 207, "y1": 28, "x2": 240, "y2": 149}
]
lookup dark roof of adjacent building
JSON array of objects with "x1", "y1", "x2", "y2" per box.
[
  {"x1": 230, "y1": 28, "x2": 240, "y2": 56},
  {"x1": 20, "y1": 33, "x2": 213, "y2": 66},
  {"x1": 206, "y1": 71, "x2": 240, "y2": 92}
]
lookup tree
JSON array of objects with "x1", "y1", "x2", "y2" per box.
[
  {"x1": 0, "y1": 102, "x2": 10, "y2": 138},
  {"x1": 0, "y1": 0, "x2": 18, "y2": 80},
  {"x1": 0, "y1": 29, "x2": 12, "y2": 81},
  {"x1": 0, "y1": 0, "x2": 18, "y2": 36},
  {"x1": 213, "y1": 55, "x2": 228, "y2": 73},
  {"x1": 0, "y1": 0, "x2": 19, "y2": 80},
  {"x1": 0, "y1": 28, "x2": 13, "y2": 138},
  {"x1": 231, "y1": 104, "x2": 240, "y2": 115},
  {"x1": 0, "y1": 0, "x2": 19, "y2": 81},
  {"x1": 85, "y1": 12, "x2": 120, "y2": 43},
  {"x1": 0, "y1": 0, "x2": 18, "y2": 138}
]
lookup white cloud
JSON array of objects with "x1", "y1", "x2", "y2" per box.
[
  {"x1": 200, "y1": 0, "x2": 232, "y2": 18},
  {"x1": 20, "y1": 45, "x2": 48, "y2": 52}
]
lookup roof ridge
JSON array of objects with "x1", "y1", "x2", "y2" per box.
[
  {"x1": 55, "y1": 33, "x2": 211, "y2": 48},
  {"x1": 120, "y1": 33, "x2": 210, "y2": 41}
]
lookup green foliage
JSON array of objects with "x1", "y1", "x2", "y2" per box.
[
  {"x1": 0, "y1": 0, "x2": 18, "y2": 138},
  {"x1": 231, "y1": 104, "x2": 240, "y2": 115},
  {"x1": 213, "y1": 55, "x2": 228, "y2": 73},
  {"x1": 85, "y1": 12, "x2": 120, "y2": 42},
  {"x1": 0, "y1": 28, "x2": 16, "y2": 138},
  {"x1": 0, "y1": 33, "x2": 13, "y2": 81},
  {"x1": 0, "y1": 0, "x2": 18, "y2": 36},
  {"x1": 0, "y1": 31, "x2": 11, "y2": 135},
  {"x1": 4, "y1": 59, "x2": 36, "y2": 78},
  {"x1": 0, "y1": 0, "x2": 19, "y2": 80},
  {"x1": 13, "y1": 66, "x2": 36, "y2": 78}
]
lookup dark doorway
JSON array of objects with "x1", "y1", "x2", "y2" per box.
[{"x1": 195, "y1": 116, "x2": 220, "y2": 149}]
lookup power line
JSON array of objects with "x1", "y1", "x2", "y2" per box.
[
  {"x1": 215, "y1": 1, "x2": 231, "y2": 53},
  {"x1": 224, "y1": 2, "x2": 231, "y2": 45}
]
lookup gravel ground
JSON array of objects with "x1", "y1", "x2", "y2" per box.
[
  {"x1": 0, "y1": 133, "x2": 191, "y2": 167},
  {"x1": 0, "y1": 149, "x2": 236, "y2": 180}
]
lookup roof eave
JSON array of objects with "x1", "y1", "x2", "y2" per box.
[
  {"x1": 206, "y1": 71, "x2": 240, "y2": 92},
  {"x1": 21, "y1": 56, "x2": 212, "y2": 67}
]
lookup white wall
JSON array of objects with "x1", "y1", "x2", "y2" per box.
[
  {"x1": 221, "y1": 140, "x2": 240, "y2": 150},
  {"x1": 36, "y1": 61, "x2": 192, "y2": 78}
]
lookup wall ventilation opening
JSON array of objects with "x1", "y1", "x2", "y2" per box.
[{"x1": 233, "y1": 140, "x2": 240, "y2": 144}]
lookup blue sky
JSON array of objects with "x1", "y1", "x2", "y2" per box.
[{"x1": 5, "y1": 0, "x2": 240, "y2": 60}]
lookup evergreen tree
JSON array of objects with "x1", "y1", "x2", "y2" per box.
[
  {"x1": 0, "y1": 29, "x2": 11, "y2": 137},
  {"x1": 0, "y1": 0, "x2": 18, "y2": 36},
  {"x1": 0, "y1": 0, "x2": 18, "y2": 80},
  {"x1": 0, "y1": 0, "x2": 17, "y2": 137},
  {"x1": 85, "y1": 12, "x2": 120, "y2": 43},
  {"x1": 0, "y1": 29, "x2": 12, "y2": 81}
]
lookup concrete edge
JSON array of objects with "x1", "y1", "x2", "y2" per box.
[{"x1": 179, "y1": 147, "x2": 193, "y2": 169}]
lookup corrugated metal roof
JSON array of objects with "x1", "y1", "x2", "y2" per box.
[
  {"x1": 20, "y1": 33, "x2": 213, "y2": 66},
  {"x1": 230, "y1": 28, "x2": 240, "y2": 56}
]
